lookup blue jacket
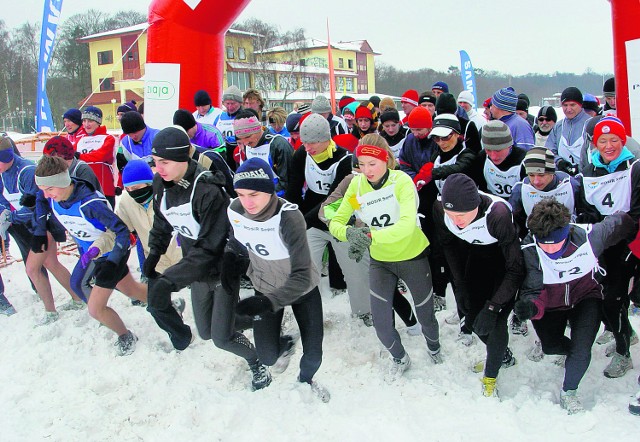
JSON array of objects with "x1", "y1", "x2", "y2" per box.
[
  {"x1": 0, "y1": 156, "x2": 38, "y2": 226},
  {"x1": 501, "y1": 113, "x2": 535, "y2": 151},
  {"x1": 34, "y1": 179, "x2": 130, "y2": 262},
  {"x1": 191, "y1": 122, "x2": 226, "y2": 155},
  {"x1": 398, "y1": 133, "x2": 437, "y2": 178},
  {"x1": 121, "y1": 126, "x2": 160, "y2": 162}
]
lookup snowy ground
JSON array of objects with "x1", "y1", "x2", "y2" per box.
[{"x1": 1, "y1": 246, "x2": 639, "y2": 442}]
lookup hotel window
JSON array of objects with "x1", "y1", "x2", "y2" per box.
[
  {"x1": 238, "y1": 47, "x2": 246, "y2": 60},
  {"x1": 97, "y1": 50, "x2": 113, "y2": 65},
  {"x1": 226, "y1": 46, "x2": 235, "y2": 59},
  {"x1": 99, "y1": 77, "x2": 114, "y2": 91}
]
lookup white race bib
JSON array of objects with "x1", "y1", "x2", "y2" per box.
[
  {"x1": 228, "y1": 202, "x2": 297, "y2": 260},
  {"x1": 583, "y1": 165, "x2": 634, "y2": 215},
  {"x1": 160, "y1": 172, "x2": 208, "y2": 240},
  {"x1": 484, "y1": 157, "x2": 520, "y2": 198},
  {"x1": 304, "y1": 154, "x2": 345, "y2": 195},
  {"x1": 521, "y1": 178, "x2": 575, "y2": 216},
  {"x1": 533, "y1": 224, "x2": 599, "y2": 285},
  {"x1": 444, "y1": 193, "x2": 511, "y2": 245}
]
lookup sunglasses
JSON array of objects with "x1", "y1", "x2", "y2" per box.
[
  {"x1": 433, "y1": 133, "x2": 455, "y2": 142},
  {"x1": 537, "y1": 117, "x2": 552, "y2": 123}
]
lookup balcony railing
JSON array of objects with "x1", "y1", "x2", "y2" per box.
[{"x1": 113, "y1": 68, "x2": 145, "y2": 81}]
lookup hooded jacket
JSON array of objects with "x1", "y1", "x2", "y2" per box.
[{"x1": 148, "y1": 160, "x2": 230, "y2": 288}]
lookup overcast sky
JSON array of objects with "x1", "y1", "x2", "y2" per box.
[{"x1": 9, "y1": 0, "x2": 615, "y2": 75}]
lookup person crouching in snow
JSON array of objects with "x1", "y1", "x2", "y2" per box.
[
  {"x1": 433, "y1": 173, "x2": 524, "y2": 397},
  {"x1": 517, "y1": 198, "x2": 635, "y2": 414},
  {"x1": 229, "y1": 158, "x2": 329, "y2": 401},
  {"x1": 328, "y1": 142, "x2": 442, "y2": 383},
  {"x1": 34, "y1": 155, "x2": 147, "y2": 355}
]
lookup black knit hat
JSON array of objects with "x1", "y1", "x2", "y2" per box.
[
  {"x1": 63, "y1": 108, "x2": 82, "y2": 126},
  {"x1": 285, "y1": 113, "x2": 302, "y2": 133},
  {"x1": 537, "y1": 106, "x2": 558, "y2": 123},
  {"x1": 379, "y1": 109, "x2": 401, "y2": 124},
  {"x1": 435, "y1": 93, "x2": 457, "y2": 115},
  {"x1": 194, "y1": 90, "x2": 212, "y2": 106},
  {"x1": 120, "y1": 111, "x2": 146, "y2": 134},
  {"x1": 517, "y1": 93, "x2": 530, "y2": 106},
  {"x1": 516, "y1": 99, "x2": 529, "y2": 112},
  {"x1": 173, "y1": 109, "x2": 197, "y2": 131},
  {"x1": 441, "y1": 173, "x2": 481, "y2": 212},
  {"x1": 151, "y1": 127, "x2": 191, "y2": 162},
  {"x1": 369, "y1": 95, "x2": 381, "y2": 108},
  {"x1": 560, "y1": 87, "x2": 583, "y2": 105},
  {"x1": 584, "y1": 115, "x2": 604, "y2": 140},
  {"x1": 603, "y1": 77, "x2": 615, "y2": 97},
  {"x1": 418, "y1": 92, "x2": 437, "y2": 106}
]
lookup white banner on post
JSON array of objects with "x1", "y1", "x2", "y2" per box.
[
  {"x1": 144, "y1": 63, "x2": 180, "y2": 130},
  {"x1": 626, "y1": 38, "x2": 640, "y2": 137}
]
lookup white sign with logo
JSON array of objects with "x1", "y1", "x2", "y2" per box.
[{"x1": 144, "y1": 63, "x2": 180, "y2": 130}]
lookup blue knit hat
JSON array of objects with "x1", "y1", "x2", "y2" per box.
[
  {"x1": 491, "y1": 87, "x2": 518, "y2": 113},
  {"x1": 233, "y1": 157, "x2": 275, "y2": 194},
  {"x1": 63, "y1": 108, "x2": 82, "y2": 126},
  {"x1": 122, "y1": 160, "x2": 154, "y2": 187},
  {"x1": 82, "y1": 106, "x2": 103, "y2": 124},
  {"x1": 432, "y1": 81, "x2": 449, "y2": 93}
]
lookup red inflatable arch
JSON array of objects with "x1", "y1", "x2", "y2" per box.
[
  {"x1": 610, "y1": 0, "x2": 639, "y2": 134},
  {"x1": 147, "y1": 0, "x2": 252, "y2": 110}
]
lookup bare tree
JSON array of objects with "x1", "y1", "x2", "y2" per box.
[{"x1": 233, "y1": 19, "x2": 309, "y2": 107}]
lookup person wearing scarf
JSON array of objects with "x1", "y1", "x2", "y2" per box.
[{"x1": 577, "y1": 116, "x2": 640, "y2": 379}]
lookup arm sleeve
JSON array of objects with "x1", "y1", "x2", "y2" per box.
[
  {"x1": 518, "y1": 241, "x2": 545, "y2": 306},
  {"x1": 545, "y1": 123, "x2": 560, "y2": 156},
  {"x1": 284, "y1": 148, "x2": 306, "y2": 206},
  {"x1": 162, "y1": 184, "x2": 230, "y2": 288},
  {"x1": 328, "y1": 178, "x2": 359, "y2": 242},
  {"x1": 487, "y1": 204, "x2": 525, "y2": 306},
  {"x1": 90, "y1": 230, "x2": 116, "y2": 255},
  {"x1": 265, "y1": 210, "x2": 318, "y2": 310},
  {"x1": 398, "y1": 146, "x2": 417, "y2": 179},
  {"x1": 508, "y1": 183, "x2": 528, "y2": 239},
  {"x1": 148, "y1": 184, "x2": 174, "y2": 256},
  {"x1": 431, "y1": 148, "x2": 477, "y2": 181},
  {"x1": 11, "y1": 166, "x2": 39, "y2": 225},
  {"x1": 271, "y1": 138, "x2": 294, "y2": 195},
  {"x1": 82, "y1": 201, "x2": 130, "y2": 263},
  {"x1": 305, "y1": 157, "x2": 353, "y2": 225},
  {"x1": 589, "y1": 212, "x2": 636, "y2": 256},
  {"x1": 33, "y1": 191, "x2": 51, "y2": 236}
]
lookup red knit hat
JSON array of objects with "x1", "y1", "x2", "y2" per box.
[
  {"x1": 356, "y1": 144, "x2": 389, "y2": 163},
  {"x1": 401, "y1": 90, "x2": 419, "y2": 106},
  {"x1": 355, "y1": 105, "x2": 373, "y2": 121},
  {"x1": 483, "y1": 97, "x2": 492, "y2": 108},
  {"x1": 408, "y1": 106, "x2": 433, "y2": 129},
  {"x1": 43, "y1": 136, "x2": 75, "y2": 160},
  {"x1": 593, "y1": 116, "x2": 627, "y2": 145},
  {"x1": 333, "y1": 134, "x2": 359, "y2": 152},
  {"x1": 338, "y1": 96, "x2": 356, "y2": 111}
]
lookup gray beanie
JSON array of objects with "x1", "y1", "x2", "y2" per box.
[
  {"x1": 481, "y1": 120, "x2": 513, "y2": 151},
  {"x1": 300, "y1": 113, "x2": 331, "y2": 143},
  {"x1": 222, "y1": 85, "x2": 243, "y2": 103},
  {"x1": 311, "y1": 95, "x2": 332, "y2": 114}
]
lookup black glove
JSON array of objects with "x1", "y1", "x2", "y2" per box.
[
  {"x1": 74, "y1": 151, "x2": 81, "y2": 159},
  {"x1": 114, "y1": 186, "x2": 123, "y2": 196},
  {"x1": 221, "y1": 250, "x2": 249, "y2": 295},
  {"x1": 147, "y1": 276, "x2": 176, "y2": 310},
  {"x1": 557, "y1": 159, "x2": 578, "y2": 176},
  {"x1": 142, "y1": 253, "x2": 161, "y2": 278},
  {"x1": 473, "y1": 301, "x2": 501, "y2": 336},
  {"x1": 514, "y1": 299, "x2": 538, "y2": 321},
  {"x1": 236, "y1": 295, "x2": 273, "y2": 317},
  {"x1": 30, "y1": 235, "x2": 48, "y2": 253},
  {"x1": 19, "y1": 194, "x2": 36, "y2": 209}
]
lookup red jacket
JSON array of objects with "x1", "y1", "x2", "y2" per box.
[
  {"x1": 66, "y1": 126, "x2": 87, "y2": 148},
  {"x1": 76, "y1": 125, "x2": 116, "y2": 196}
]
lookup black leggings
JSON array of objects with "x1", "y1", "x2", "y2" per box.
[
  {"x1": 253, "y1": 287, "x2": 324, "y2": 383},
  {"x1": 532, "y1": 298, "x2": 601, "y2": 391},
  {"x1": 601, "y1": 243, "x2": 634, "y2": 356}
]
